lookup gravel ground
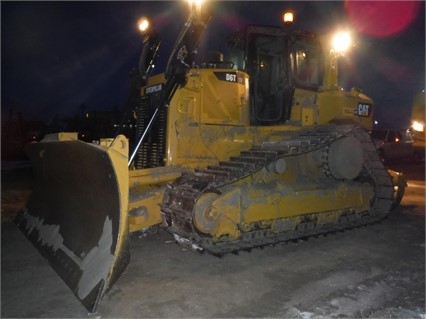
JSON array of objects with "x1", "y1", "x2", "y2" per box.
[{"x1": 1, "y1": 161, "x2": 424, "y2": 318}]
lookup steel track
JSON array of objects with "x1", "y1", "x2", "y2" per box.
[{"x1": 161, "y1": 124, "x2": 394, "y2": 255}]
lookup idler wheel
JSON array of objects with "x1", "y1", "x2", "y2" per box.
[
  {"x1": 327, "y1": 136, "x2": 363, "y2": 180},
  {"x1": 193, "y1": 192, "x2": 219, "y2": 234}
]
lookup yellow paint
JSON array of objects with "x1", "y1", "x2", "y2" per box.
[
  {"x1": 209, "y1": 188, "x2": 241, "y2": 238},
  {"x1": 104, "y1": 135, "x2": 129, "y2": 288},
  {"x1": 128, "y1": 166, "x2": 182, "y2": 232},
  {"x1": 41, "y1": 132, "x2": 78, "y2": 141},
  {"x1": 242, "y1": 183, "x2": 368, "y2": 223},
  {"x1": 129, "y1": 166, "x2": 182, "y2": 189},
  {"x1": 202, "y1": 179, "x2": 373, "y2": 240},
  {"x1": 317, "y1": 89, "x2": 374, "y2": 129},
  {"x1": 128, "y1": 188, "x2": 164, "y2": 232},
  {"x1": 301, "y1": 108, "x2": 315, "y2": 125}
]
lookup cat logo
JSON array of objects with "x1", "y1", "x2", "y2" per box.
[{"x1": 355, "y1": 103, "x2": 372, "y2": 117}]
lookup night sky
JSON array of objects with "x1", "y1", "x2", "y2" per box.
[{"x1": 2, "y1": 1, "x2": 425, "y2": 128}]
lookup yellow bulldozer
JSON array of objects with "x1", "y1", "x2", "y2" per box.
[{"x1": 15, "y1": 2, "x2": 406, "y2": 313}]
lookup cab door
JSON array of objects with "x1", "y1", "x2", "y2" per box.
[{"x1": 245, "y1": 27, "x2": 292, "y2": 125}]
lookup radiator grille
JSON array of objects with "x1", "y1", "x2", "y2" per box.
[{"x1": 134, "y1": 94, "x2": 167, "y2": 169}]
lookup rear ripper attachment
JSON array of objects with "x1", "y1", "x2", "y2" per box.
[{"x1": 15, "y1": 133, "x2": 130, "y2": 313}]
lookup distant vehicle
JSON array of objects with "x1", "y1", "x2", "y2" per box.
[
  {"x1": 370, "y1": 129, "x2": 416, "y2": 163},
  {"x1": 410, "y1": 90, "x2": 425, "y2": 163}
]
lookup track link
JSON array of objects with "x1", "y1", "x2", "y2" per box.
[{"x1": 161, "y1": 124, "x2": 394, "y2": 255}]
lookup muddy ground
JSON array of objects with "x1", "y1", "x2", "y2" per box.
[{"x1": 1, "y1": 161, "x2": 425, "y2": 318}]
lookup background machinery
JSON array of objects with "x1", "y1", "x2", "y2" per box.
[
  {"x1": 410, "y1": 90, "x2": 425, "y2": 162},
  {"x1": 15, "y1": 2, "x2": 405, "y2": 313}
]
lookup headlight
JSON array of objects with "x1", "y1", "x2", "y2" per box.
[
  {"x1": 138, "y1": 18, "x2": 150, "y2": 33},
  {"x1": 412, "y1": 121, "x2": 424, "y2": 132},
  {"x1": 332, "y1": 32, "x2": 351, "y2": 53}
]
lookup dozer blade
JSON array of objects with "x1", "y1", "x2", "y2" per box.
[{"x1": 15, "y1": 134, "x2": 130, "y2": 313}]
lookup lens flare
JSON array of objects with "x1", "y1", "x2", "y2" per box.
[{"x1": 344, "y1": 1, "x2": 420, "y2": 37}]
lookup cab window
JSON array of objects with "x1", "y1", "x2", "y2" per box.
[{"x1": 293, "y1": 42, "x2": 323, "y2": 89}]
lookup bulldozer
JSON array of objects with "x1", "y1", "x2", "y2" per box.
[{"x1": 15, "y1": 1, "x2": 406, "y2": 313}]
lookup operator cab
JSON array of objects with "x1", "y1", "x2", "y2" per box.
[{"x1": 226, "y1": 26, "x2": 324, "y2": 125}]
